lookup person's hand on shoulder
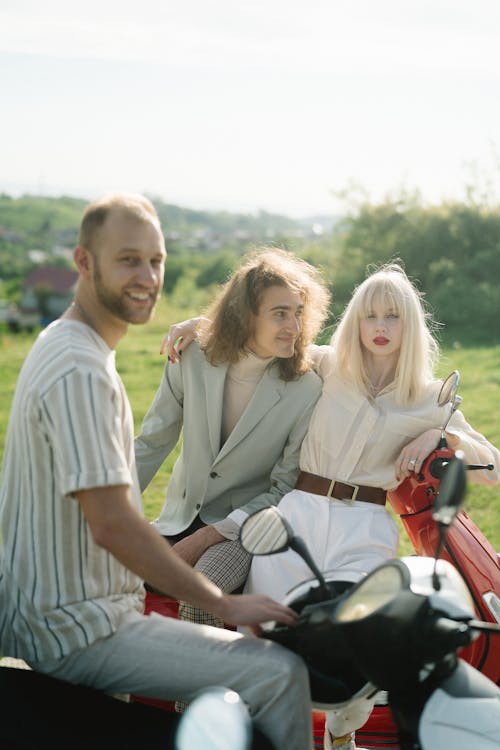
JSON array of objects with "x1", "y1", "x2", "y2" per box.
[{"x1": 160, "y1": 316, "x2": 207, "y2": 363}]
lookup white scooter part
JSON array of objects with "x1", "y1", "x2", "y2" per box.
[{"x1": 420, "y1": 690, "x2": 500, "y2": 749}]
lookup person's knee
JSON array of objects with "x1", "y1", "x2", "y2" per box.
[{"x1": 267, "y1": 646, "x2": 309, "y2": 695}]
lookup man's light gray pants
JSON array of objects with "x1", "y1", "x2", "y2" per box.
[{"x1": 31, "y1": 609, "x2": 313, "y2": 750}]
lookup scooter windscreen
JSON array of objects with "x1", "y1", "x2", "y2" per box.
[
  {"x1": 335, "y1": 556, "x2": 475, "y2": 624},
  {"x1": 335, "y1": 563, "x2": 405, "y2": 622}
]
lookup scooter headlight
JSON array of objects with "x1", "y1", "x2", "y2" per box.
[{"x1": 335, "y1": 563, "x2": 405, "y2": 622}]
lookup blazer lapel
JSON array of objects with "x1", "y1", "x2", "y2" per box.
[
  {"x1": 204, "y1": 360, "x2": 228, "y2": 459},
  {"x1": 215, "y1": 368, "x2": 282, "y2": 463}
]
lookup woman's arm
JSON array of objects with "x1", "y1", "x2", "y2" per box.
[
  {"x1": 445, "y1": 410, "x2": 500, "y2": 485},
  {"x1": 394, "y1": 428, "x2": 442, "y2": 480},
  {"x1": 394, "y1": 413, "x2": 500, "y2": 485}
]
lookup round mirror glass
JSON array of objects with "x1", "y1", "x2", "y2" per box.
[
  {"x1": 175, "y1": 688, "x2": 251, "y2": 750},
  {"x1": 240, "y1": 507, "x2": 291, "y2": 555},
  {"x1": 438, "y1": 370, "x2": 459, "y2": 407}
]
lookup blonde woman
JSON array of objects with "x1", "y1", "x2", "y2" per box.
[{"x1": 246, "y1": 262, "x2": 500, "y2": 750}]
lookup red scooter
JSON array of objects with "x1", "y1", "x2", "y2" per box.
[
  {"x1": 239, "y1": 454, "x2": 500, "y2": 750},
  {"x1": 389, "y1": 371, "x2": 498, "y2": 685},
  {"x1": 356, "y1": 370, "x2": 499, "y2": 748}
]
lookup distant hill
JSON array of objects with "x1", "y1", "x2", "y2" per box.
[{"x1": 0, "y1": 193, "x2": 340, "y2": 274}]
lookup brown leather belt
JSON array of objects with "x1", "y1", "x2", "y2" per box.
[{"x1": 295, "y1": 471, "x2": 386, "y2": 506}]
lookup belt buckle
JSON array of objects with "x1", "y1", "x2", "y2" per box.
[{"x1": 327, "y1": 480, "x2": 359, "y2": 504}]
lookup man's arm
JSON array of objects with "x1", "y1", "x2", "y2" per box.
[{"x1": 75, "y1": 484, "x2": 298, "y2": 627}]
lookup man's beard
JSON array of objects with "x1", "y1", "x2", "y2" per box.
[{"x1": 93, "y1": 261, "x2": 157, "y2": 323}]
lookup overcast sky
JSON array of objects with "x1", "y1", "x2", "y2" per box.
[{"x1": 1, "y1": 0, "x2": 499, "y2": 217}]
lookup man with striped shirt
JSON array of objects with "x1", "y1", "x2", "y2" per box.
[{"x1": 0, "y1": 193, "x2": 313, "y2": 750}]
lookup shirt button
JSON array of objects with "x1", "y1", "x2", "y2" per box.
[{"x1": 210, "y1": 471, "x2": 218, "y2": 478}]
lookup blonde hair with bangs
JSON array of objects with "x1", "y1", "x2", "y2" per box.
[
  {"x1": 330, "y1": 263, "x2": 439, "y2": 403},
  {"x1": 198, "y1": 247, "x2": 331, "y2": 381}
]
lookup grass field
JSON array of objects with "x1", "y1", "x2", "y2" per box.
[{"x1": 0, "y1": 297, "x2": 499, "y2": 555}]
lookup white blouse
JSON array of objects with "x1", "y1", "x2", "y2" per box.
[{"x1": 299, "y1": 346, "x2": 500, "y2": 490}]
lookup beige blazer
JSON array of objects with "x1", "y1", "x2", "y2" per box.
[{"x1": 135, "y1": 342, "x2": 322, "y2": 535}]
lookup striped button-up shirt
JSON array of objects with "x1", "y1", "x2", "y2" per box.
[{"x1": 0, "y1": 320, "x2": 144, "y2": 662}]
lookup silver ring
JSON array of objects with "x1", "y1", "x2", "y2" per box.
[{"x1": 409, "y1": 458, "x2": 417, "y2": 466}]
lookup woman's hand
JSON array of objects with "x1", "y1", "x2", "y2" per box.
[
  {"x1": 160, "y1": 317, "x2": 205, "y2": 363},
  {"x1": 395, "y1": 428, "x2": 442, "y2": 481}
]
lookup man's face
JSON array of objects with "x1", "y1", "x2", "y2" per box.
[
  {"x1": 91, "y1": 210, "x2": 166, "y2": 325},
  {"x1": 246, "y1": 285, "x2": 304, "y2": 359}
]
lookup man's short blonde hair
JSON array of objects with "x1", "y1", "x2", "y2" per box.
[{"x1": 79, "y1": 193, "x2": 161, "y2": 252}]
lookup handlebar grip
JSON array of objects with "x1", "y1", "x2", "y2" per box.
[
  {"x1": 431, "y1": 617, "x2": 472, "y2": 649},
  {"x1": 465, "y1": 464, "x2": 494, "y2": 471}
]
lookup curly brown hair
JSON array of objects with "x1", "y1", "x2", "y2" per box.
[{"x1": 198, "y1": 247, "x2": 331, "y2": 381}]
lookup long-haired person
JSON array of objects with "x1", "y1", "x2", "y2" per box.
[{"x1": 135, "y1": 247, "x2": 330, "y2": 634}]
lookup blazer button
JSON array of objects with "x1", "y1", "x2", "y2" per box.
[
  {"x1": 195, "y1": 503, "x2": 201, "y2": 510},
  {"x1": 210, "y1": 471, "x2": 218, "y2": 478}
]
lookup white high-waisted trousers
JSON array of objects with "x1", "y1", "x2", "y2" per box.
[
  {"x1": 245, "y1": 489, "x2": 399, "y2": 602},
  {"x1": 244, "y1": 488, "x2": 399, "y2": 742}
]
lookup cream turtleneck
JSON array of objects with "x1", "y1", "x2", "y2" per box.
[{"x1": 221, "y1": 349, "x2": 274, "y2": 444}]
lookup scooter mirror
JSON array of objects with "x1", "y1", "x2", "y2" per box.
[
  {"x1": 437, "y1": 370, "x2": 459, "y2": 408},
  {"x1": 432, "y1": 451, "x2": 467, "y2": 527},
  {"x1": 240, "y1": 508, "x2": 331, "y2": 593},
  {"x1": 240, "y1": 507, "x2": 292, "y2": 555}
]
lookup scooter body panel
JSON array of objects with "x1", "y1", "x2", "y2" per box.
[
  {"x1": 420, "y1": 691, "x2": 500, "y2": 748},
  {"x1": 417, "y1": 659, "x2": 500, "y2": 748},
  {"x1": 388, "y1": 450, "x2": 500, "y2": 685}
]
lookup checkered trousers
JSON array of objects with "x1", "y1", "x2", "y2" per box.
[{"x1": 178, "y1": 539, "x2": 252, "y2": 628}]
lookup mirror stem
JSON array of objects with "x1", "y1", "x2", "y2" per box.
[
  {"x1": 432, "y1": 525, "x2": 446, "y2": 591},
  {"x1": 290, "y1": 537, "x2": 329, "y2": 593}
]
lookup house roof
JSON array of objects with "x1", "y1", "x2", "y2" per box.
[{"x1": 23, "y1": 266, "x2": 78, "y2": 294}]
